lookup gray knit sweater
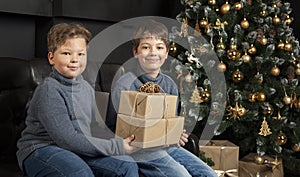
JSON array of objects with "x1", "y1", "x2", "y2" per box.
[{"x1": 17, "y1": 68, "x2": 124, "y2": 170}]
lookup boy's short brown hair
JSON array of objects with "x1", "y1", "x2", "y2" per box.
[
  {"x1": 132, "y1": 20, "x2": 169, "y2": 51},
  {"x1": 47, "y1": 23, "x2": 92, "y2": 53}
]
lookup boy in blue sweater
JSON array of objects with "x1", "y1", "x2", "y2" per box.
[
  {"x1": 106, "y1": 19, "x2": 217, "y2": 177},
  {"x1": 17, "y1": 23, "x2": 139, "y2": 177}
]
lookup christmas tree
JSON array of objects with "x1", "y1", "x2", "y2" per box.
[{"x1": 167, "y1": 0, "x2": 300, "y2": 175}]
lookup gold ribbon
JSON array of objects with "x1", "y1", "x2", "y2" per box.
[{"x1": 215, "y1": 169, "x2": 238, "y2": 177}]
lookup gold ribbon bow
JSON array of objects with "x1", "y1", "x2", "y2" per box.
[{"x1": 215, "y1": 169, "x2": 238, "y2": 177}]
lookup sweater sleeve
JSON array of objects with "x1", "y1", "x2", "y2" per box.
[{"x1": 33, "y1": 82, "x2": 125, "y2": 157}]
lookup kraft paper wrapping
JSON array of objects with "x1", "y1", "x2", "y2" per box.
[
  {"x1": 200, "y1": 140, "x2": 239, "y2": 175},
  {"x1": 118, "y1": 91, "x2": 177, "y2": 119},
  {"x1": 115, "y1": 114, "x2": 184, "y2": 148},
  {"x1": 239, "y1": 153, "x2": 284, "y2": 177}
]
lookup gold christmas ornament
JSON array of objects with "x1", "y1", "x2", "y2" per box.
[
  {"x1": 260, "y1": 10, "x2": 267, "y2": 17},
  {"x1": 256, "y1": 92, "x2": 266, "y2": 102},
  {"x1": 189, "y1": 85, "x2": 203, "y2": 104},
  {"x1": 272, "y1": 14, "x2": 281, "y2": 25},
  {"x1": 169, "y1": 42, "x2": 177, "y2": 54},
  {"x1": 254, "y1": 154, "x2": 265, "y2": 165},
  {"x1": 240, "y1": 18, "x2": 249, "y2": 29},
  {"x1": 248, "y1": 44, "x2": 257, "y2": 55},
  {"x1": 283, "y1": 95, "x2": 292, "y2": 105},
  {"x1": 242, "y1": 52, "x2": 251, "y2": 63},
  {"x1": 291, "y1": 144, "x2": 300, "y2": 152},
  {"x1": 217, "y1": 61, "x2": 227, "y2": 72},
  {"x1": 272, "y1": 110, "x2": 282, "y2": 120},
  {"x1": 227, "y1": 102, "x2": 245, "y2": 119},
  {"x1": 227, "y1": 44, "x2": 241, "y2": 60},
  {"x1": 259, "y1": 36, "x2": 268, "y2": 45},
  {"x1": 232, "y1": 69, "x2": 244, "y2": 82},
  {"x1": 277, "y1": 40, "x2": 285, "y2": 50},
  {"x1": 220, "y1": 1, "x2": 231, "y2": 14},
  {"x1": 208, "y1": 0, "x2": 216, "y2": 6},
  {"x1": 295, "y1": 67, "x2": 300, "y2": 76},
  {"x1": 259, "y1": 117, "x2": 272, "y2": 136},
  {"x1": 270, "y1": 65, "x2": 280, "y2": 76},
  {"x1": 199, "y1": 18, "x2": 208, "y2": 28},
  {"x1": 277, "y1": 131, "x2": 287, "y2": 145},
  {"x1": 200, "y1": 89, "x2": 211, "y2": 102},
  {"x1": 285, "y1": 15, "x2": 292, "y2": 25},
  {"x1": 233, "y1": 2, "x2": 243, "y2": 10},
  {"x1": 248, "y1": 93, "x2": 256, "y2": 102},
  {"x1": 284, "y1": 41, "x2": 293, "y2": 51},
  {"x1": 216, "y1": 38, "x2": 226, "y2": 50},
  {"x1": 296, "y1": 98, "x2": 300, "y2": 109}
]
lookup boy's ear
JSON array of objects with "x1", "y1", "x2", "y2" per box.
[
  {"x1": 48, "y1": 52, "x2": 55, "y2": 65},
  {"x1": 132, "y1": 48, "x2": 138, "y2": 58}
]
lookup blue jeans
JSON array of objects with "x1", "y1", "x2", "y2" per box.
[
  {"x1": 23, "y1": 146, "x2": 139, "y2": 177},
  {"x1": 167, "y1": 146, "x2": 218, "y2": 177}
]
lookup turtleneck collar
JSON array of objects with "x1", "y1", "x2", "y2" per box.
[
  {"x1": 132, "y1": 61, "x2": 163, "y2": 84},
  {"x1": 49, "y1": 67, "x2": 83, "y2": 87}
]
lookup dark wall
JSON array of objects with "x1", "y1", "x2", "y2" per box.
[{"x1": 0, "y1": 0, "x2": 299, "y2": 61}]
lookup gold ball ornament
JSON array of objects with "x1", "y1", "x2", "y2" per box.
[
  {"x1": 248, "y1": 93, "x2": 256, "y2": 102},
  {"x1": 270, "y1": 65, "x2": 280, "y2": 76},
  {"x1": 283, "y1": 95, "x2": 292, "y2": 105},
  {"x1": 232, "y1": 69, "x2": 244, "y2": 82},
  {"x1": 242, "y1": 53, "x2": 251, "y2": 63},
  {"x1": 248, "y1": 44, "x2": 257, "y2": 55},
  {"x1": 273, "y1": 14, "x2": 281, "y2": 25},
  {"x1": 169, "y1": 42, "x2": 177, "y2": 54},
  {"x1": 284, "y1": 42, "x2": 293, "y2": 51},
  {"x1": 260, "y1": 10, "x2": 267, "y2": 17},
  {"x1": 295, "y1": 67, "x2": 300, "y2": 76},
  {"x1": 199, "y1": 18, "x2": 208, "y2": 28},
  {"x1": 277, "y1": 40, "x2": 285, "y2": 50},
  {"x1": 217, "y1": 61, "x2": 227, "y2": 72},
  {"x1": 227, "y1": 45, "x2": 241, "y2": 60},
  {"x1": 291, "y1": 144, "x2": 300, "y2": 152},
  {"x1": 241, "y1": 18, "x2": 249, "y2": 29},
  {"x1": 208, "y1": 0, "x2": 216, "y2": 6},
  {"x1": 277, "y1": 131, "x2": 287, "y2": 145},
  {"x1": 233, "y1": 2, "x2": 243, "y2": 10},
  {"x1": 255, "y1": 155, "x2": 264, "y2": 165},
  {"x1": 200, "y1": 89, "x2": 211, "y2": 102},
  {"x1": 238, "y1": 106, "x2": 246, "y2": 117},
  {"x1": 220, "y1": 2, "x2": 231, "y2": 14},
  {"x1": 259, "y1": 36, "x2": 268, "y2": 46},
  {"x1": 216, "y1": 41, "x2": 226, "y2": 50},
  {"x1": 285, "y1": 15, "x2": 292, "y2": 25},
  {"x1": 256, "y1": 92, "x2": 266, "y2": 102}
]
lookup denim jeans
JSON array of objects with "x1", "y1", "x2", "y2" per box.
[
  {"x1": 23, "y1": 146, "x2": 139, "y2": 177},
  {"x1": 167, "y1": 146, "x2": 218, "y2": 177}
]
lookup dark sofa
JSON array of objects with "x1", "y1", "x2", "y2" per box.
[{"x1": 0, "y1": 57, "x2": 199, "y2": 177}]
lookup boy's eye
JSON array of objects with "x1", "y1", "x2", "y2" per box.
[
  {"x1": 79, "y1": 52, "x2": 86, "y2": 56},
  {"x1": 62, "y1": 52, "x2": 71, "y2": 55},
  {"x1": 141, "y1": 46, "x2": 150, "y2": 49},
  {"x1": 157, "y1": 46, "x2": 165, "y2": 50}
]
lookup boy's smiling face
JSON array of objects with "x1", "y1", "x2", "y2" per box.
[
  {"x1": 48, "y1": 37, "x2": 87, "y2": 79},
  {"x1": 133, "y1": 36, "x2": 168, "y2": 78}
]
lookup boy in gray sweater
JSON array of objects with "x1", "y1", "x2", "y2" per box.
[{"x1": 17, "y1": 23, "x2": 139, "y2": 177}]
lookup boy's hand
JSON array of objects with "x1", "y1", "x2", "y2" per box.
[
  {"x1": 178, "y1": 129, "x2": 189, "y2": 147},
  {"x1": 123, "y1": 134, "x2": 138, "y2": 154}
]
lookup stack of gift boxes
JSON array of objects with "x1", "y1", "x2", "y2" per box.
[{"x1": 115, "y1": 90, "x2": 185, "y2": 148}]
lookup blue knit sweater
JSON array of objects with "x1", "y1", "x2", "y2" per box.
[{"x1": 17, "y1": 68, "x2": 124, "y2": 170}]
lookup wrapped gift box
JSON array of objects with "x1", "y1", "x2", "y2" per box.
[
  {"x1": 239, "y1": 153, "x2": 284, "y2": 177},
  {"x1": 118, "y1": 91, "x2": 177, "y2": 118},
  {"x1": 200, "y1": 140, "x2": 239, "y2": 176},
  {"x1": 116, "y1": 114, "x2": 184, "y2": 148}
]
